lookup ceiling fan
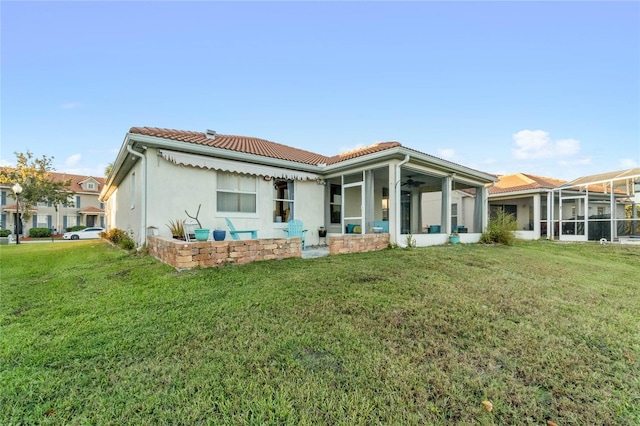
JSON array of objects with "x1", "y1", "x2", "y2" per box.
[{"x1": 402, "y1": 175, "x2": 426, "y2": 187}]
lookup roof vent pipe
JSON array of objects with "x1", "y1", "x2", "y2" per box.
[{"x1": 205, "y1": 129, "x2": 216, "y2": 139}]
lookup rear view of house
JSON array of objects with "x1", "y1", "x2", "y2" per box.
[{"x1": 100, "y1": 127, "x2": 498, "y2": 249}]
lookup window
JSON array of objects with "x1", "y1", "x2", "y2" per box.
[
  {"x1": 87, "y1": 182, "x2": 95, "y2": 190},
  {"x1": 273, "y1": 179, "x2": 294, "y2": 222},
  {"x1": 597, "y1": 206, "x2": 605, "y2": 216},
  {"x1": 382, "y1": 187, "x2": 389, "y2": 221},
  {"x1": 490, "y1": 204, "x2": 517, "y2": 220},
  {"x1": 67, "y1": 215, "x2": 77, "y2": 227},
  {"x1": 216, "y1": 172, "x2": 257, "y2": 214},
  {"x1": 330, "y1": 184, "x2": 341, "y2": 224},
  {"x1": 37, "y1": 215, "x2": 48, "y2": 228}
]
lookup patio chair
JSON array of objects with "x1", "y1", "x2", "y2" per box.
[
  {"x1": 183, "y1": 221, "x2": 198, "y2": 242},
  {"x1": 225, "y1": 218, "x2": 258, "y2": 240},
  {"x1": 284, "y1": 219, "x2": 307, "y2": 250}
]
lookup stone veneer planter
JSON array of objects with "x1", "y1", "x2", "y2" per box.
[
  {"x1": 148, "y1": 236, "x2": 302, "y2": 269},
  {"x1": 328, "y1": 233, "x2": 390, "y2": 255}
]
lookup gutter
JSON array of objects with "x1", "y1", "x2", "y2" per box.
[
  {"x1": 394, "y1": 155, "x2": 411, "y2": 247},
  {"x1": 126, "y1": 143, "x2": 147, "y2": 249}
]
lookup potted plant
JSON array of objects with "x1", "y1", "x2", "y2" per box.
[
  {"x1": 166, "y1": 219, "x2": 185, "y2": 240},
  {"x1": 449, "y1": 231, "x2": 460, "y2": 244},
  {"x1": 213, "y1": 228, "x2": 226, "y2": 241},
  {"x1": 318, "y1": 226, "x2": 327, "y2": 237},
  {"x1": 185, "y1": 204, "x2": 209, "y2": 241}
]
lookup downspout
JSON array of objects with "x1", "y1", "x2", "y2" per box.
[
  {"x1": 395, "y1": 155, "x2": 410, "y2": 247},
  {"x1": 127, "y1": 143, "x2": 147, "y2": 249}
]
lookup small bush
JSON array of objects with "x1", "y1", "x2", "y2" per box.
[
  {"x1": 0, "y1": 229, "x2": 11, "y2": 237},
  {"x1": 29, "y1": 228, "x2": 52, "y2": 238},
  {"x1": 480, "y1": 210, "x2": 518, "y2": 245},
  {"x1": 103, "y1": 228, "x2": 136, "y2": 251}
]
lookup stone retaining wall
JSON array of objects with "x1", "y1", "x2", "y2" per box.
[
  {"x1": 329, "y1": 233, "x2": 389, "y2": 255},
  {"x1": 148, "y1": 236, "x2": 302, "y2": 269}
]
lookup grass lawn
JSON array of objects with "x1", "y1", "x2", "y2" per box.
[{"x1": 1, "y1": 240, "x2": 638, "y2": 425}]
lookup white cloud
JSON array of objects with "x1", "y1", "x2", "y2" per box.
[
  {"x1": 511, "y1": 130, "x2": 581, "y2": 160},
  {"x1": 437, "y1": 148, "x2": 455, "y2": 160},
  {"x1": 0, "y1": 158, "x2": 14, "y2": 168},
  {"x1": 558, "y1": 157, "x2": 592, "y2": 167},
  {"x1": 619, "y1": 158, "x2": 639, "y2": 168},
  {"x1": 60, "y1": 102, "x2": 83, "y2": 109},
  {"x1": 65, "y1": 154, "x2": 82, "y2": 167}
]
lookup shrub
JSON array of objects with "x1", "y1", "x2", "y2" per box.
[
  {"x1": 480, "y1": 210, "x2": 518, "y2": 245},
  {"x1": 103, "y1": 228, "x2": 136, "y2": 251},
  {"x1": 0, "y1": 229, "x2": 11, "y2": 237},
  {"x1": 29, "y1": 228, "x2": 52, "y2": 238}
]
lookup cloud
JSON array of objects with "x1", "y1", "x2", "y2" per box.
[
  {"x1": 511, "y1": 130, "x2": 581, "y2": 160},
  {"x1": 0, "y1": 158, "x2": 14, "y2": 168},
  {"x1": 60, "y1": 101, "x2": 83, "y2": 109},
  {"x1": 437, "y1": 148, "x2": 455, "y2": 160},
  {"x1": 618, "y1": 158, "x2": 639, "y2": 168},
  {"x1": 558, "y1": 157, "x2": 592, "y2": 167},
  {"x1": 65, "y1": 154, "x2": 82, "y2": 167}
]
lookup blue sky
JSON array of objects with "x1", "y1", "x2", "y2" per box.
[{"x1": 2, "y1": 1, "x2": 639, "y2": 180}]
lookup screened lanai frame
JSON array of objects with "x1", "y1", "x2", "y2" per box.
[{"x1": 551, "y1": 168, "x2": 640, "y2": 242}]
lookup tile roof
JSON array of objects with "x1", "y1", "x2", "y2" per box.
[
  {"x1": 130, "y1": 127, "x2": 330, "y2": 166},
  {"x1": 129, "y1": 127, "x2": 403, "y2": 166},
  {"x1": 1, "y1": 170, "x2": 105, "y2": 193},
  {"x1": 489, "y1": 173, "x2": 566, "y2": 195},
  {"x1": 79, "y1": 206, "x2": 105, "y2": 214},
  {"x1": 51, "y1": 173, "x2": 105, "y2": 193}
]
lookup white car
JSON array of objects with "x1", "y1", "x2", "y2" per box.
[{"x1": 63, "y1": 227, "x2": 105, "y2": 240}]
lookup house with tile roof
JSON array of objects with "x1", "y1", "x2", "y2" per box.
[
  {"x1": 100, "y1": 127, "x2": 498, "y2": 248},
  {"x1": 1, "y1": 172, "x2": 106, "y2": 237},
  {"x1": 488, "y1": 170, "x2": 639, "y2": 241}
]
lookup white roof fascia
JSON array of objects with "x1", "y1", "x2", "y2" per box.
[
  {"x1": 559, "y1": 171, "x2": 640, "y2": 189},
  {"x1": 489, "y1": 188, "x2": 550, "y2": 198},
  {"x1": 324, "y1": 147, "x2": 497, "y2": 184}
]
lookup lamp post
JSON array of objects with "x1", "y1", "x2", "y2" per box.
[{"x1": 12, "y1": 183, "x2": 22, "y2": 245}]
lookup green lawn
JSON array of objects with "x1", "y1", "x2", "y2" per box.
[{"x1": 1, "y1": 240, "x2": 638, "y2": 425}]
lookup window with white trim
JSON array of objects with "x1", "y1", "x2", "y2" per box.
[
  {"x1": 273, "y1": 179, "x2": 294, "y2": 222},
  {"x1": 67, "y1": 215, "x2": 77, "y2": 227},
  {"x1": 37, "y1": 215, "x2": 48, "y2": 228},
  {"x1": 216, "y1": 172, "x2": 257, "y2": 213},
  {"x1": 87, "y1": 182, "x2": 95, "y2": 190}
]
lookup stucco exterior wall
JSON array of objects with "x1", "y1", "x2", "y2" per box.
[{"x1": 141, "y1": 148, "x2": 325, "y2": 246}]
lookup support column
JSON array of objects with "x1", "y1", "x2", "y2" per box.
[{"x1": 441, "y1": 176, "x2": 452, "y2": 234}]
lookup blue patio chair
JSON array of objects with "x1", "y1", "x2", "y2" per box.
[
  {"x1": 224, "y1": 218, "x2": 258, "y2": 240},
  {"x1": 283, "y1": 219, "x2": 308, "y2": 250}
]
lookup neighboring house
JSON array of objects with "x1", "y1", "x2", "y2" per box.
[
  {"x1": 488, "y1": 170, "x2": 640, "y2": 242},
  {"x1": 100, "y1": 127, "x2": 498, "y2": 248},
  {"x1": 553, "y1": 168, "x2": 640, "y2": 242},
  {"x1": 488, "y1": 173, "x2": 566, "y2": 240},
  {"x1": 1, "y1": 172, "x2": 106, "y2": 237}
]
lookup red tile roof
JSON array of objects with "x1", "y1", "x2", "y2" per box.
[
  {"x1": 79, "y1": 206, "x2": 104, "y2": 214},
  {"x1": 489, "y1": 173, "x2": 566, "y2": 195},
  {"x1": 129, "y1": 127, "x2": 403, "y2": 166},
  {"x1": 1, "y1": 169, "x2": 105, "y2": 193}
]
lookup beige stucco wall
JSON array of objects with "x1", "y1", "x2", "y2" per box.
[{"x1": 140, "y1": 148, "x2": 325, "y2": 246}]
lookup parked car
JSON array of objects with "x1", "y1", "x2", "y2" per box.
[{"x1": 63, "y1": 227, "x2": 105, "y2": 240}]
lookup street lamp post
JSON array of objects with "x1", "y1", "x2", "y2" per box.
[{"x1": 12, "y1": 183, "x2": 23, "y2": 245}]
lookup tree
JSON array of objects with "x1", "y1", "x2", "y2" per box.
[
  {"x1": 105, "y1": 162, "x2": 113, "y2": 176},
  {"x1": 0, "y1": 151, "x2": 75, "y2": 222}
]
